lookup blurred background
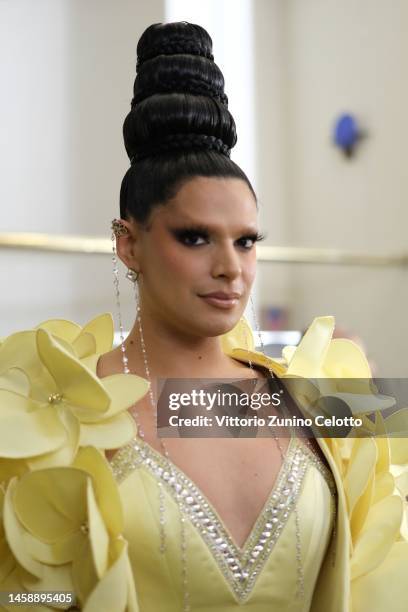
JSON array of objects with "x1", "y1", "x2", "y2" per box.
[{"x1": 1, "y1": 0, "x2": 407, "y2": 375}]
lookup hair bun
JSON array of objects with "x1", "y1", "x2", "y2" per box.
[
  {"x1": 123, "y1": 21, "x2": 237, "y2": 163},
  {"x1": 136, "y1": 21, "x2": 214, "y2": 69},
  {"x1": 132, "y1": 67, "x2": 228, "y2": 107}
]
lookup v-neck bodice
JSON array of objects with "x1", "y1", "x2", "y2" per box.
[{"x1": 109, "y1": 435, "x2": 336, "y2": 611}]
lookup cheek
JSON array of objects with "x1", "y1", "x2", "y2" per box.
[
  {"x1": 148, "y1": 243, "x2": 205, "y2": 283},
  {"x1": 242, "y1": 254, "x2": 257, "y2": 284}
]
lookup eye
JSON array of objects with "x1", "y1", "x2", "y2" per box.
[
  {"x1": 236, "y1": 233, "x2": 265, "y2": 249},
  {"x1": 171, "y1": 227, "x2": 266, "y2": 249},
  {"x1": 173, "y1": 229, "x2": 209, "y2": 247}
]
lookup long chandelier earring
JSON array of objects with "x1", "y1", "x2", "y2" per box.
[
  {"x1": 111, "y1": 221, "x2": 130, "y2": 375},
  {"x1": 248, "y1": 293, "x2": 305, "y2": 599}
]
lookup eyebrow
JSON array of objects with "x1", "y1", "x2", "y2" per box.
[{"x1": 168, "y1": 220, "x2": 259, "y2": 234}]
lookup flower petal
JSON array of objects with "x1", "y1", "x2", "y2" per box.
[
  {"x1": 27, "y1": 406, "x2": 80, "y2": 470},
  {"x1": 352, "y1": 542, "x2": 408, "y2": 611},
  {"x1": 81, "y1": 314, "x2": 114, "y2": 355},
  {"x1": 375, "y1": 437, "x2": 391, "y2": 475},
  {"x1": 390, "y1": 438, "x2": 408, "y2": 465},
  {"x1": 344, "y1": 438, "x2": 377, "y2": 539},
  {"x1": 0, "y1": 565, "x2": 56, "y2": 612},
  {"x1": 0, "y1": 390, "x2": 67, "y2": 458},
  {"x1": 73, "y1": 447, "x2": 124, "y2": 538},
  {"x1": 395, "y1": 472, "x2": 408, "y2": 540},
  {"x1": 0, "y1": 487, "x2": 15, "y2": 583},
  {"x1": 286, "y1": 316, "x2": 335, "y2": 377},
  {"x1": 0, "y1": 458, "x2": 27, "y2": 485},
  {"x1": 101, "y1": 374, "x2": 149, "y2": 420},
  {"x1": 82, "y1": 539, "x2": 132, "y2": 612},
  {"x1": 0, "y1": 548, "x2": 15, "y2": 584},
  {"x1": 71, "y1": 536, "x2": 98, "y2": 605},
  {"x1": 372, "y1": 472, "x2": 395, "y2": 505},
  {"x1": 324, "y1": 338, "x2": 372, "y2": 378},
  {"x1": 87, "y1": 479, "x2": 109, "y2": 579},
  {"x1": 0, "y1": 331, "x2": 56, "y2": 401},
  {"x1": 72, "y1": 333, "x2": 96, "y2": 360},
  {"x1": 382, "y1": 409, "x2": 408, "y2": 438},
  {"x1": 13, "y1": 468, "x2": 88, "y2": 543},
  {"x1": 0, "y1": 368, "x2": 30, "y2": 396},
  {"x1": 36, "y1": 329, "x2": 110, "y2": 415},
  {"x1": 220, "y1": 315, "x2": 254, "y2": 354},
  {"x1": 79, "y1": 413, "x2": 136, "y2": 450},
  {"x1": 351, "y1": 496, "x2": 403, "y2": 580},
  {"x1": 0, "y1": 331, "x2": 41, "y2": 377},
  {"x1": 281, "y1": 345, "x2": 297, "y2": 366},
  {"x1": 20, "y1": 561, "x2": 75, "y2": 600},
  {"x1": 3, "y1": 478, "x2": 44, "y2": 578},
  {"x1": 23, "y1": 527, "x2": 84, "y2": 566},
  {"x1": 35, "y1": 319, "x2": 82, "y2": 343}
]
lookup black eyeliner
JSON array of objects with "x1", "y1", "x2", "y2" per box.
[{"x1": 169, "y1": 226, "x2": 266, "y2": 247}]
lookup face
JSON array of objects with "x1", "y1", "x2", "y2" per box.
[{"x1": 119, "y1": 176, "x2": 260, "y2": 338}]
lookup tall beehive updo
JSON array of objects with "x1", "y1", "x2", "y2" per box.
[{"x1": 120, "y1": 21, "x2": 256, "y2": 224}]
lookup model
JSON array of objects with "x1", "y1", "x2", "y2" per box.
[{"x1": 0, "y1": 21, "x2": 407, "y2": 612}]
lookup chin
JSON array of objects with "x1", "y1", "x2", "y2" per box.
[{"x1": 198, "y1": 312, "x2": 241, "y2": 337}]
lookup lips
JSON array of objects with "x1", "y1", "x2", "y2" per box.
[
  {"x1": 198, "y1": 291, "x2": 241, "y2": 310},
  {"x1": 199, "y1": 292, "x2": 241, "y2": 299}
]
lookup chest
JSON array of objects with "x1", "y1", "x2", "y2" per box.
[
  {"x1": 109, "y1": 400, "x2": 291, "y2": 549},
  {"x1": 164, "y1": 438, "x2": 290, "y2": 547},
  {"x1": 111, "y1": 431, "x2": 337, "y2": 607}
]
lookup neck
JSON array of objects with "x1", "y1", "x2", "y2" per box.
[{"x1": 124, "y1": 309, "x2": 234, "y2": 379}]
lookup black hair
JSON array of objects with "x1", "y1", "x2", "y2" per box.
[{"x1": 120, "y1": 21, "x2": 257, "y2": 226}]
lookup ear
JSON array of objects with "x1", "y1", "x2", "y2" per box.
[{"x1": 115, "y1": 218, "x2": 142, "y2": 272}]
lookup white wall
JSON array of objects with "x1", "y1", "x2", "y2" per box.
[
  {"x1": 0, "y1": 0, "x2": 164, "y2": 336},
  {"x1": 251, "y1": 1, "x2": 292, "y2": 321},
  {"x1": 282, "y1": 0, "x2": 408, "y2": 374}
]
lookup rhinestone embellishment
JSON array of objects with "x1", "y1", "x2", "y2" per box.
[{"x1": 110, "y1": 437, "x2": 336, "y2": 601}]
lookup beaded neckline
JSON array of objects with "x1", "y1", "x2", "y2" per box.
[{"x1": 110, "y1": 436, "x2": 336, "y2": 601}]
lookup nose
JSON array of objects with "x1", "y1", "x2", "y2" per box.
[{"x1": 211, "y1": 242, "x2": 242, "y2": 280}]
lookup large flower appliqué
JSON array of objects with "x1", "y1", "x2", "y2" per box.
[
  {"x1": 1, "y1": 447, "x2": 137, "y2": 611},
  {"x1": 0, "y1": 314, "x2": 148, "y2": 478}
]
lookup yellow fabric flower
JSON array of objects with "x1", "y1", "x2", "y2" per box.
[
  {"x1": 34, "y1": 313, "x2": 115, "y2": 361},
  {"x1": 1, "y1": 447, "x2": 137, "y2": 611},
  {"x1": 0, "y1": 315, "x2": 148, "y2": 478},
  {"x1": 0, "y1": 314, "x2": 143, "y2": 609}
]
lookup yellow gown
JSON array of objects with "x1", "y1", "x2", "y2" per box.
[
  {"x1": 109, "y1": 433, "x2": 336, "y2": 612},
  {"x1": 0, "y1": 314, "x2": 407, "y2": 612}
]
